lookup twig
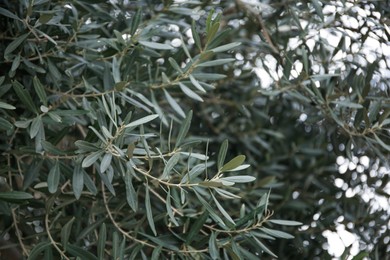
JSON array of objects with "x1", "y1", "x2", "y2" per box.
[{"x1": 45, "y1": 210, "x2": 70, "y2": 259}]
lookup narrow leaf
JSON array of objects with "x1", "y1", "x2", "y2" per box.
[
  {"x1": 191, "y1": 20, "x2": 202, "y2": 50},
  {"x1": 61, "y1": 217, "x2": 75, "y2": 250},
  {"x1": 139, "y1": 41, "x2": 173, "y2": 50},
  {"x1": 179, "y1": 82, "x2": 203, "y2": 102},
  {"x1": 211, "y1": 193, "x2": 235, "y2": 225},
  {"x1": 186, "y1": 211, "x2": 208, "y2": 244},
  {"x1": 217, "y1": 140, "x2": 228, "y2": 170},
  {"x1": 210, "y1": 42, "x2": 241, "y2": 53},
  {"x1": 268, "y1": 219, "x2": 303, "y2": 226},
  {"x1": 0, "y1": 191, "x2": 33, "y2": 202},
  {"x1": 12, "y1": 80, "x2": 38, "y2": 114},
  {"x1": 27, "y1": 241, "x2": 52, "y2": 260},
  {"x1": 161, "y1": 153, "x2": 181, "y2": 180},
  {"x1": 166, "y1": 189, "x2": 179, "y2": 226},
  {"x1": 73, "y1": 164, "x2": 84, "y2": 199},
  {"x1": 0, "y1": 7, "x2": 22, "y2": 21},
  {"x1": 82, "y1": 151, "x2": 103, "y2": 168},
  {"x1": 4, "y1": 33, "x2": 29, "y2": 58},
  {"x1": 125, "y1": 114, "x2": 159, "y2": 128},
  {"x1": 124, "y1": 167, "x2": 138, "y2": 211},
  {"x1": 189, "y1": 74, "x2": 206, "y2": 92},
  {"x1": 0, "y1": 101, "x2": 16, "y2": 110},
  {"x1": 100, "y1": 153, "x2": 112, "y2": 173},
  {"x1": 164, "y1": 89, "x2": 186, "y2": 118},
  {"x1": 97, "y1": 223, "x2": 107, "y2": 259},
  {"x1": 220, "y1": 175, "x2": 255, "y2": 183},
  {"x1": 250, "y1": 234, "x2": 278, "y2": 258},
  {"x1": 194, "y1": 190, "x2": 225, "y2": 226},
  {"x1": 175, "y1": 110, "x2": 192, "y2": 148},
  {"x1": 260, "y1": 227, "x2": 295, "y2": 239},
  {"x1": 33, "y1": 76, "x2": 47, "y2": 106},
  {"x1": 145, "y1": 184, "x2": 157, "y2": 236},
  {"x1": 47, "y1": 161, "x2": 60, "y2": 193},
  {"x1": 374, "y1": 134, "x2": 390, "y2": 151},
  {"x1": 168, "y1": 57, "x2": 183, "y2": 74},
  {"x1": 198, "y1": 58, "x2": 235, "y2": 67},
  {"x1": 209, "y1": 232, "x2": 219, "y2": 260},
  {"x1": 221, "y1": 155, "x2": 246, "y2": 172}
]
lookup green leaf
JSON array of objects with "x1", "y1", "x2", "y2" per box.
[
  {"x1": 112, "y1": 56, "x2": 121, "y2": 83},
  {"x1": 250, "y1": 234, "x2": 277, "y2": 258},
  {"x1": 211, "y1": 193, "x2": 235, "y2": 225},
  {"x1": 10, "y1": 54, "x2": 21, "y2": 73},
  {"x1": 145, "y1": 184, "x2": 157, "y2": 236},
  {"x1": 41, "y1": 140, "x2": 66, "y2": 155},
  {"x1": 260, "y1": 227, "x2": 295, "y2": 239},
  {"x1": 0, "y1": 101, "x2": 16, "y2": 110},
  {"x1": 30, "y1": 116, "x2": 42, "y2": 139},
  {"x1": 168, "y1": 57, "x2": 183, "y2": 74},
  {"x1": 198, "y1": 58, "x2": 235, "y2": 67},
  {"x1": 151, "y1": 245, "x2": 163, "y2": 260},
  {"x1": 235, "y1": 205, "x2": 265, "y2": 228},
  {"x1": 175, "y1": 110, "x2": 192, "y2": 148},
  {"x1": 268, "y1": 219, "x2": 302, "y2": 226},
  {"x1": 0, "y1": 118, "x2": 14, "y2": 132},
  {"x1": 47, "y1": 161, "x2": 60, "y2": 194},
  {"x1": 209, "y1": 232, "x2": 219, "y2": 260},
  {"x1": 125, "y1": 114, "x2": 159, "y2": 128},
  {"x1": 217, "y1": 140, "x2": 228, "y2": 170},
  {"x1": 186, "y1": 211, "x2": 208, "y2": 244},
  {"x1": 214, "y1": 188, "x2": 241, "y2": 199},
  {"x1": 311, "y1": 0, "x2": 324, "y2": 21},
  {"x1": 220, "y1": 155, "x2": 246, "y2": 172},
  {"x1": 12, "y1": 80, "x2": 38, "y2": 114},
  {"x1": 100, "y1": 153, "x2": 112, "y2": 173},
  {"x1": 66, "y1": 244, "x2": 98, "y2": 260},
  {"x1": 76, "y1": 218, "x2": 106, "y2": 242},
  {"x1": 331, "y1": 100, "x2": 363, "y2": 109},
  {"x1": 373, "y1": 134, "x2": 390, "y2": 151},
  {"x1": 179, "y1": 82, "x2": 204, "y2": 102},
  {"x1": 27, "y1": 241, "x2": 51, "y2": 260},
  {"x1": 0, "y1": 7, "x2": 22, "y2": 21},
  {"x1": 189, "y1": 74, "x2": 206, "y2": 92},
  {"x1": 191, "y1": 73, "x2": 226, "y2": 80},
  {"x1": 164, "y1": 89, "x2": 186, "y2": 118},
  {"x1": 130, "y1": 8, "x2": 142, "y2": 35},
  {"x1": 82, "y1": 151, "x2": 104, "y2": 168},
  {"x1": 140, "y1": 233, "x2": 179, "y2": 251},
  {"x1": 139, "y1": 41, "x2": 173, "y2": 50},
  {"x1": 83, "y1": 171, "x2": 97, "y2": 195},
  {"x1": 73, "y1": 164, "x2": 84, "y2": 199},
  {"x1": 206, "y1": 22, "x2": 220, "y2": 43},
  {"x1": 61, "y1": 217, "x2": 75, "y2": 250},
  {"x1": 124, "y1": 167, "x2": 138, "y2": 212},
  {"x1": 166, "y1": 189, "x2": 179, "y2": 226},
  {"x1": 191, "y1": 20, "x2": 202, "y2": 50},
  {"x1": 4, "y1": 33, "x2": 29, "y2": 59},
  {"x1": 161, "y1": 153, "x2": 181, "y2": 180},
  {"x1": 0, "y1": 191, "x2": 33, "y2": 202},
  {"x1": 181, "y1": 163, "x2": 206, "y2": 184},
  {"x1": 219, "y1": 175, "x2": 255, "y2": 183},
  {"x1": 97, "y1": 223, "x2": 107, "y2": 259},
  {"x1": 33, "y1": 76, "x2": 47, "y2": 106},
  {"x1": 194, "y1": 190, "x2": 225, "y2": 227},
  {"x1": 210, "y1": 42, "x2": 241, "y2": 53}
]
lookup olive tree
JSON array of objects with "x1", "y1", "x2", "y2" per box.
[{"x1": 0, "y1": 0, "x2": 389, "y2": 259}]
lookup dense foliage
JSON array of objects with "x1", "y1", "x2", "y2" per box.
[{"x1": 0, "y1": 0, "x2": 389, "y2": 259}]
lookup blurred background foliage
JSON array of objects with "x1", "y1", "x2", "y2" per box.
[{"x1": 0, "y1": 0, "x2": 389, "y2": 259}]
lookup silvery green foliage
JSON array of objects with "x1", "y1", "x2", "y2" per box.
[
  {"x1": 0, "y1": 1, "x2": 300, "y2": 258},
  {"x1": 1, "y1": 0, "x2": 389, "y2": 259}
]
